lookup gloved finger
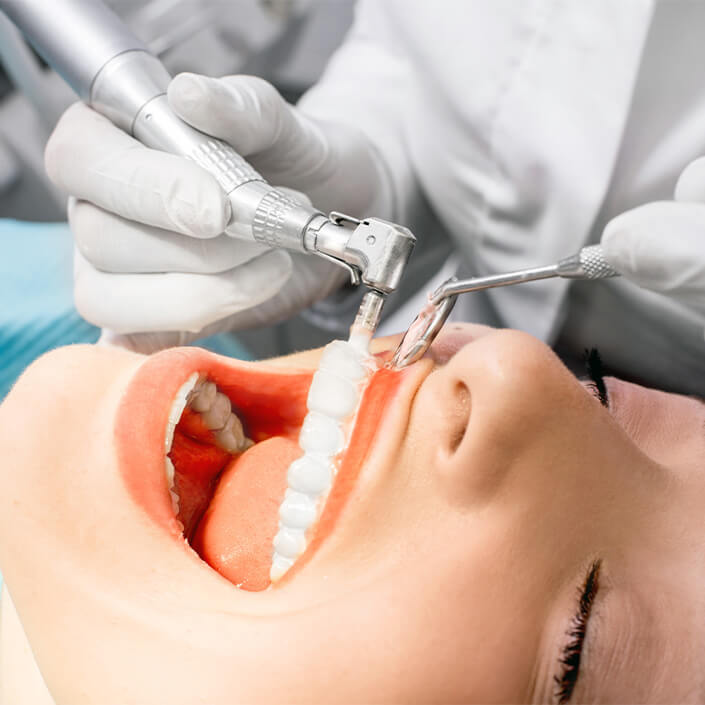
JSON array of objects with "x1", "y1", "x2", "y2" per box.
[
  {"x1": 601, "y1": 201, "x2": 705, "y2": 313},
  {"x1": 98, "y1": 329, "x2": 198, "y2": 353},
  {"x1": 199, "y1": 253, "x2": 348, "y2": 333},
  {"x1": 70, "y1": 198, "x2": 269, "y2": 274},
  {"x1": 46, "y1": 102, "x2": 230, "y2": 239},
  {"x1": 167, "y1": 73, "x2": 329, "y2": 179},
  {"x1": 74, "y1": 248, "x2": 293, "y2": 334},
  {"x1": 674, "y1": 156, "x2": 705, "y2": 203}
]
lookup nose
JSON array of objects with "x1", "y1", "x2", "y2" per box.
[{"x1": 430, "y1": 329, "x2": 593, "y2": 505}]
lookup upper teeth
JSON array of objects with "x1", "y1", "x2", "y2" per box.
[
  {"x1": 165, "y1": 372, "x2": 200, "y2": 455},
  {"x1": 163, "y1": 372, "x2": 254, "y2": 518},
  {"x1": 163, "y1": 373, "x2": 200, "y2": 504},
  {"x1": 270, "y1": 339, "x2": 374, "y2": 581}
]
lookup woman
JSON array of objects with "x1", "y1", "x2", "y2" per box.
[{"x1": 0, "y1": 324, "x2": 704, "y2": 703}]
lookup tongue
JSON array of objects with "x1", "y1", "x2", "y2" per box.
[{"x1": 192, "y1": 436, "x2": 301, "y2": 591}]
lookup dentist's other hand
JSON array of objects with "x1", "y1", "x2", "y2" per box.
[
  {"x1": 45, "y1": 74, "x2": 383, "y2": 348},
  {"x1": 601, "y1": 157, "x2": 705, "y2": 320}
]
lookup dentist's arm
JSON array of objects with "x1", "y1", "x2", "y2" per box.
[{"x1": 601, "y1": 157, "x2": 705, "y2": 328}]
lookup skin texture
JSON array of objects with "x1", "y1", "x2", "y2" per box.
[{"x1": 0, "y1": 323, "x2": 704, "y2": 704}]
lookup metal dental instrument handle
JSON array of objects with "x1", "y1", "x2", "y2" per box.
[
  {"x1": 0, "y1": 0, "x2": 415, "y2": 336},
  {"x1": 390, "y1": 245, "x2": 620, "y2": 368},
  {"x1": 429, "y1": 244, "x2": 620, "y2": 305}
]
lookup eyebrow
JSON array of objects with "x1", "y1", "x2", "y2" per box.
[{"x1": 554, "y1": 559, "x2": 602, "y2": 703}]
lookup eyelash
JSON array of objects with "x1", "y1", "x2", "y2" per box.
[
  {"x1": 584, "y1": 348, "x2": 609, "y2": 408},
  {"x1": 554, "y1": 560, "x2": 602, "y2": 704}
]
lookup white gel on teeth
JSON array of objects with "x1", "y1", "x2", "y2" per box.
[
  {"x1": 271, "y1": 334, "x2": 376, "y2": 583},
  {"x1": 286, "y1": 455, "x2": 333, "y2": 495},
  {"x1": 319, "y1": 341, "x2": 367, "y2": 381},
  {"x1": 299, "y1": 412, "x2": 344, "y2": 455},
  {"x1": 307, "y1": 370, "x2": 358, "y2": 419},
  {"x1": 279, "y1": 491, "x2": 318, "y2": 528},
  {"x1": 165, "y1": 372, "x2": 199, "y2": 453},
  {"x1": 273, "y1": 527, "x2": 307, "y2": 559},
  {"x1": 271, "y1": 554, "x2": 294, "y2": 581}
]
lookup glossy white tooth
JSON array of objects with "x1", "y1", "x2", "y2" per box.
[
  {"x1": 307, "y1": 370, "x2": 358, "y2": 420},
  {"x1": 287, "y1": 454, "x2": 333, "y2": 495},
  {"x1": 279, "y1": 491, "x2": 317, "y2": 529},
  {"x1": 319, "y1": 341, "x2": 367, "y2": 381},
  {"x1": 165, "y1": 372, "x2": 199, "y2": 453},
  {"x1": 273, "y1": 527, "x2": 307, "y2": 559},
  {"x1": 270, "y1": 553, "x2": 294, "y2": 581},
  {"x1": 164, "y1": 457, "x2": 179, "y2": 514},
  {"x1": 299, "y1": 412, "x2": 344, "y2": 456},
  {"x1": 165, "y1": 456, "x2": 175, "y2": 488}
]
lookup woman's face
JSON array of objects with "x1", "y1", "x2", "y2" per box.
[{"x1": 1, "y1": 324, "x2": 704, "y2": 704}]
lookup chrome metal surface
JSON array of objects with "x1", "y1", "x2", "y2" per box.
[
  {"x1": 0, "y1": 0, "x2": 148, "y2": 99},
  {"x1": 393, "y1": 245, "x2": 620, "y2": 368},
  {"x1": 390, "y1": 294, "x2": 457, "y2": 368},
  {"x1": 556, "y1": 244, "x2": 621, "y2": 279},
  {"x1": 430, "y1": 264, "x2": 558, "y2": 304},
  {"x1": 353, "y1": 290, "x2": 386, "y2": 334}
]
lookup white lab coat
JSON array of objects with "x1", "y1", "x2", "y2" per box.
[{"x1": 300, "y1": 0, "x2": 705, "y2": 393}]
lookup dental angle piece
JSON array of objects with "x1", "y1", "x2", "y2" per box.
[
  {"x1": 271, "y1": 330, "x2": 376, "y2": 582},
  {"x1": 391, "y1": 245, "x2": 621, "y2": 368}
]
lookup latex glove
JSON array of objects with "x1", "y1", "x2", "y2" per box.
[
  {"x1": 44, "y1": 74, "x2": 384, "y2": 349},
  {"x1": 601, "y1": 157, "x2": 705, "y2": 320}
]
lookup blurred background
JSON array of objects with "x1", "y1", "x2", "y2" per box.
[{"x1": 0, "y1": 0, "x2": 356, "y2": 397}]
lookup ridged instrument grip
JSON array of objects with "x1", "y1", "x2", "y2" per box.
[
  {"x1": 577, "y1": 245, "x2": 621, "y2": 279},
  {"x1": 189, "y1": 139, "x2": 263, "y2": 192}
]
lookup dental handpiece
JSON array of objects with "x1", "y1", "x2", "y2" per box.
[
  {"x1": 391, "y1": 245, "x2": 621, "y2": 368},
  {"x1": 0, "y1": 0, "x2": 415, "y2": 336}
]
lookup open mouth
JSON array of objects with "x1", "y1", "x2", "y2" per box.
[{"x1": 115, "y1": 346, "x2": 404, "y2": 593}]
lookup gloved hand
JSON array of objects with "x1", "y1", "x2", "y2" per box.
[
  {"x1": 601, "y1": 157, "x2": 705, "y2": 325},
  {"x1": 45, "y1": 73, "x2": 387, "y2": 350}
]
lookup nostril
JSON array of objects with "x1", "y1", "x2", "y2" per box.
[{"x1": 447, "y1": 381, "x2": 471, "y2": 454}]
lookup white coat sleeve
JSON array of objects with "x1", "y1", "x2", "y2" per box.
[{"x1": 297, "y1": 1, "x2": 417, "y2": 223}]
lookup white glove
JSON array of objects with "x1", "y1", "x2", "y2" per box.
[
  {"x1": 45, "y1": 73, "x2": 386, "y2": 350},
  {"x1": 601, "y1": 157, "x2": 705, "y2": 321}
]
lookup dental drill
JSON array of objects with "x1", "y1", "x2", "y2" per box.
[{"x1": 0, "y1": 0, "x2": 416, "y2": 338}]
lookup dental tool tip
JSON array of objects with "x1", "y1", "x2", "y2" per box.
[{"x1": 351, "y1": 290, "x2": 385, "y2": 340}]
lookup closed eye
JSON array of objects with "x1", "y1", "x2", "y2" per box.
[
  {"x1": 584, "y1": 348, "x2": 609, "y2": 408},
  {"x1": 554, "y1": 559, "x2": 602, "y2": 703}
]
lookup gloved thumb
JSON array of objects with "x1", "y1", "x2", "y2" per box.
[
  {"x1": 601, "y1": 202, "x2": 705, "y2": 314},
  {"x1": 98, "y1": 329, "x2": 197, "y2": 353}
]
